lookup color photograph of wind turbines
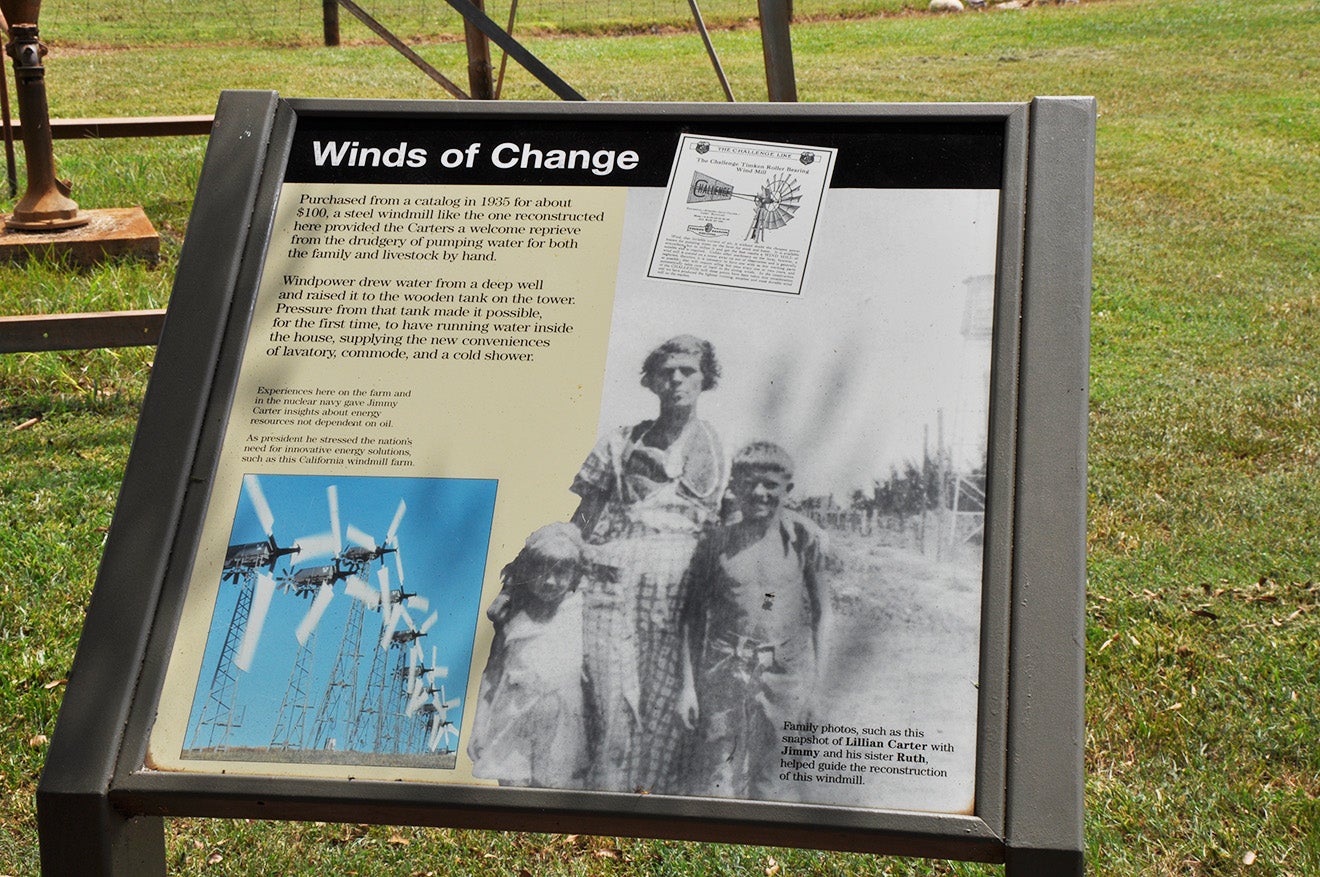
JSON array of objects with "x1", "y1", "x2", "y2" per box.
[{"x1": 182, "y1": 473, "x2": 498, "y2": 768}]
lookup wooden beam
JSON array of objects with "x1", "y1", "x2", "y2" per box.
[
  {"x1": 0, "y1": 309, "x2": 166, "y2": 353},
  {"x1": 442, "y1": 0, "x2": 584, "y2": 100}
]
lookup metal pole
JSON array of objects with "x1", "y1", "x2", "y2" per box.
[
  {"x1": 492, "y1": 0, "x2": 518, "y2": 100},
  {"x1": 687, "y1": 0, "x2": 734, "y2": 102},
  {"x1": 337, "y1": 0, "x2": 470, "y2": 99},
  {"x1": 442, "y1": 0, "x2": 583, "y2": 101},
  {"x1": 323, "y1": 0, "x2": 340, "y2": 47},
  {"x1": 0, "y1": 9, "x2": 17, "y2": 198},
  {"x1": 756, "y1": 0, "x2": 797, "y2": 102}
]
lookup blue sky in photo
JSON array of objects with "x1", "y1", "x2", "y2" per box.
[{"x1": 185, "y1": 473, "x2": 497, "y2": 755}]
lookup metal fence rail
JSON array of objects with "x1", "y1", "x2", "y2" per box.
[{"x1": 31, "y1": 116, "x2": 215, "y2": 140}]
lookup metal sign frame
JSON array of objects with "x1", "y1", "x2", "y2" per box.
[{"x1": 36, "y1": 92, "x2": 1091, "y2": 876}]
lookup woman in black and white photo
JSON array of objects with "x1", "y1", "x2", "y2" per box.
[{"x1": 569, "y1": 334, "x2": 725, "y2": 793}]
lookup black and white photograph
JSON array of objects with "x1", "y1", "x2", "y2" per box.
[{"x1": 471, "y1": 182, "x2": 1001, "y2": 814}]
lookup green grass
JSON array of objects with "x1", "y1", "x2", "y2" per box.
[
  {"x1": 4, "y1": 0, "x2": 1320, "y2": 873},
  {"x1": 41, "y1": 0, "x2": 908, "y2": 47}
]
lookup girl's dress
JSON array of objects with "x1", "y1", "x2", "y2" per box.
[{"x1": 468, "y1": 591, "x2": 587, "y2": 787}]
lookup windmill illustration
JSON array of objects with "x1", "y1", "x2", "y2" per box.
[
  {"x1": 745, "y1": 174, "x2": 802, "y2": 242},
  {"x1": 686, "y1": 170, "x2": 802, "y2": 242}
]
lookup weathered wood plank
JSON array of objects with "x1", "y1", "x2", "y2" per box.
[{"x1": 0, "y1": 309, "x2": 166, "y2": 352}]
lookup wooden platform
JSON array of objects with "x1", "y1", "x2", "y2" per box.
[{"x1": 0, "y1": 206, "x2": 160, "y2": 267}]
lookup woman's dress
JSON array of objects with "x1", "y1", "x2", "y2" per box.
[{"x1": 572, "y1": 417, "x2": 724, "y2": 793}]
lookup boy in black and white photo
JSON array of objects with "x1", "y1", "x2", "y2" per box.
[{"x1": 679, "y1": 441, "x2": 832, "y2": 799}]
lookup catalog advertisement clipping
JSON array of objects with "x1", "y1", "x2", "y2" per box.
[{"x1": 149, "y1": 115, "x2": 1004, "y2": 817}]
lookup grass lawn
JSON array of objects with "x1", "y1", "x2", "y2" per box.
[{"x1": 3, "y1": 0, "x2": 1318, "y2": 873}]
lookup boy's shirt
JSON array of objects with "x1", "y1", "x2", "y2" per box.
[{"x1": 686, "y1": 509, "x2": 826, "y2": 668}]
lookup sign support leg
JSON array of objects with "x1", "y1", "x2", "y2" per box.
[
  {"x1": 1005, "y1": 846, "x2": 1085, "y2": 876},
  {"x1": 37, "y1": 791, "x2": 165, "y2": 877},
  {"x1": 1002, "y1": 95, "x2": 1094, "y2": 877}
]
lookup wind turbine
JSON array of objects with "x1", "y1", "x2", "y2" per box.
[{"x1": 190, "y1": 475, "x2": 295, "y2": 751}]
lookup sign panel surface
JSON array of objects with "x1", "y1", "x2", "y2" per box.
[{"x1": 147, "y1": 109, "x2": 1006, "y2": 821}]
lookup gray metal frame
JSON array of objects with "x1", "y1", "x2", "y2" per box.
[{"x1": 37, "y1": 92, "x2": 1091, "y2": 876}]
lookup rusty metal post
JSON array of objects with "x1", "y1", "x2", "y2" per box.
[
  {"x1": 1, "y1": 0, "x2": 87, "y2": 229},
  {"x1": 463, "y1": 0, "x2": 494, "y2": 99},
  {"x1": 323, "y1": 0, "x2": 340, "y2": 47}
]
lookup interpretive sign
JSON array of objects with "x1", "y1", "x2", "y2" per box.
[{"x1": 38, "y1": 93, "x2": 1092, "y2": 876}]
